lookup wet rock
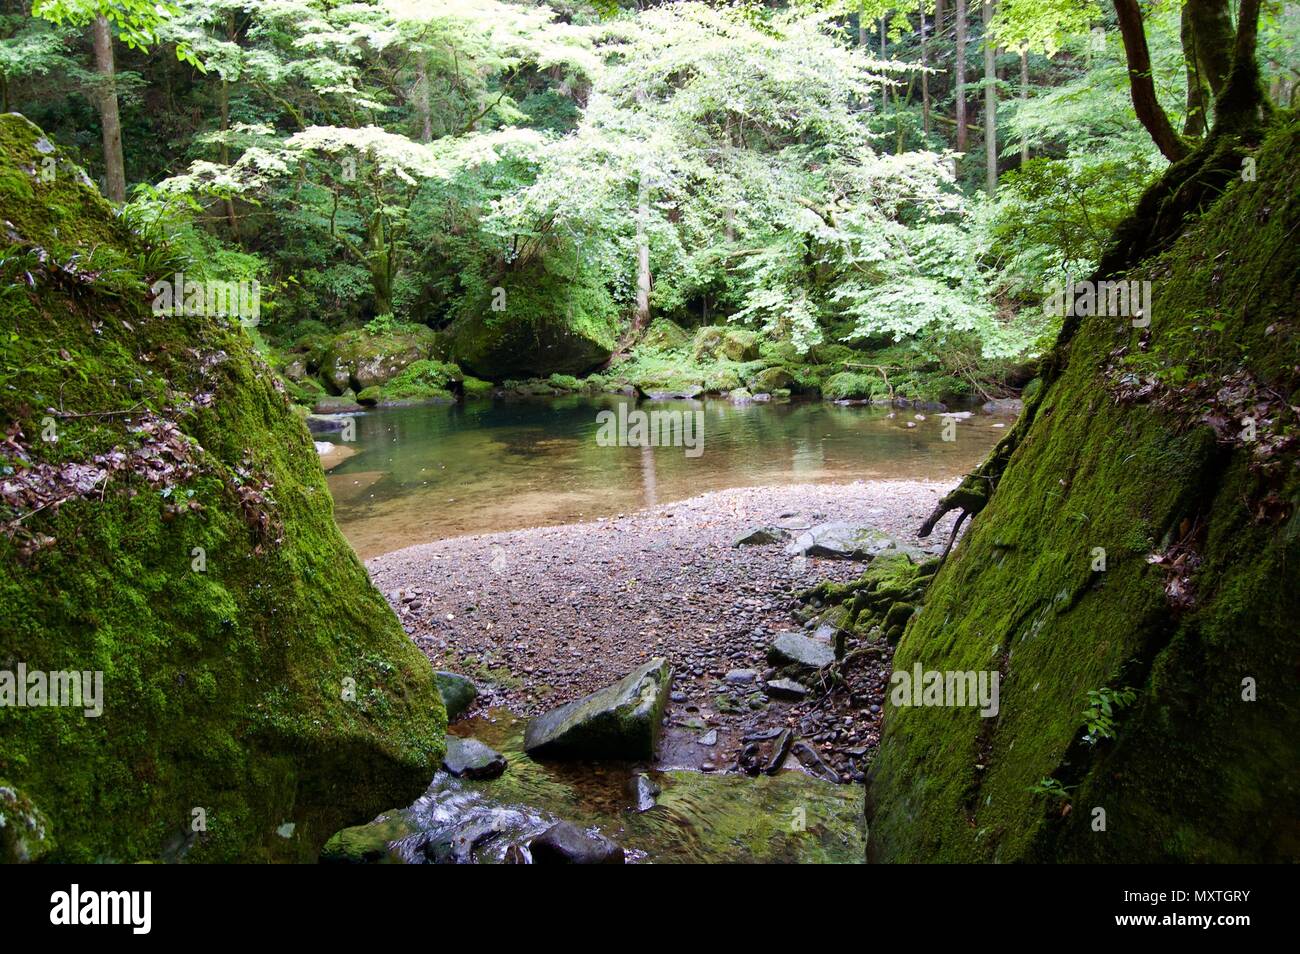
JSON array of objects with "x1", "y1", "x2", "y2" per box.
[
  {"x1": 768, "y1": 631, "x2": 835, "y2": 670},
  {"x1": 763, "y1": 728, "x2": 794, "y2": 775},
  {"x1": 764, "y1": 677, "x2": 810, "y2": 701},
  {"x1": 421, "y1": 815, "x2": 508, "y2": 864},
  {"x1": 524, "y1": 658, "x2": 673, "y2": 759},
  {"x1": 791, "y1": 741, "x2": 840, "y2": 783},
  {"x1": 442, "y1": 737, "x2": 507, "y2": 780},
  {"x1": 435, "y1": 671, "x2": 478, "y2": 721},
  {"x1": 733, "y1": 526, "x2": 789, "y2": 547},
  {"x1": 783, "y1": 523, "x2": 914, "y2": 561},
  {"x1": 629, "y1": 773, "x2": 661, "y2": 812},
  {"x1": 724, "y1": 668, "x2": 757, "y2": 685},
  {"x1": 319, "y1": 814, "x2": 410, "y2": 864},
  {"x1": 529, "y1": 822, "x2": 625, "y2": 864}
]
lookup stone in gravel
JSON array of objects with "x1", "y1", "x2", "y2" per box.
[
  {"x1": 529, "y1": 822, "x2": 624, "y2": 864},
  {"x1": 698, "y1": 729, "x2": 718, "y2": 747},
  {"x1": 434, "y1": 671, "x2": 478, "y2": 721},
  {"x1": 443, "y1": 736, "x2": 507, "y2": 780},
  {"x1": 765, "y1": 677, "x2": 810, "y2": 701},
  {"x1": 732, "y1": 526, "x2": 789, "y2": 547},
  {"x1": 524, "y1": 658, "x2": 673, "y2": 759},
  {"x1": 783, "y1": 523, "x2": 914, "y2": 561},
  {"x1": 764, "y1": 728, "x2": 794, "y2": 775},
  {"x1": 768, "y1": 631, "x2": 836, "y2": 670},
  {"x1": 791, "y1": 740, "x2": 840, "y2": 783},
  {"x1": 724, "y1": 668, "x2": 757, "y2": 684}
]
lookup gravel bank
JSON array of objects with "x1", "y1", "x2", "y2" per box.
[{"x1": 369, "y1": 479, "x2": 965, "y2": 782}]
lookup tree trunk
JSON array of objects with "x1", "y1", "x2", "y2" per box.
[
  {"x1": 91, "y1": 15, "x2": 126, "y2": 203},
  {"x1": 1184, "y1": 0, "x2": 1235, "y2": 98},
  {"x1": 955, "y1": 0, "x2": 968, "y2": 153},
  {"x1": 415, "y1": 58, "x2": 433, "y2": 142},
  {"x1": 1213, "y1": 0, "x2": 1270, "y2": 133},
  {"x1": 1181, "y1": 4, "x2": 1209, "y2": 136},
  {"x1": 921, "y1": 0, "x2": 931, "y2": 137},
  {"x1": 634, "y1": 172, "x2": 651, "y2": 334},
  {"x1": 1020, "y1": 48, "x2": 1029, "y2": 163},
  {"x1": 983, "y1": 0, "x2": 997, "y2": 195},
  {"x1": 1112, "y1": 0, "x2": 1188, "y2": 162}
]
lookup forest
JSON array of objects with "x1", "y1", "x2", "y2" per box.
[{"x1": 0, "y1": 0, "x2": 1296, "y2": 878}]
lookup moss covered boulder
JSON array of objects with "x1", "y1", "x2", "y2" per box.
[
  {"x1": 524, "y1": 659, "x2": 673, "y2": 759},
  {"x1": 0, "y1": 114, "x2": 445, "y2": 862},
  {"x1": 692, "y1": 325, "x2": 760, "y2": 362},
  {"x1": 865, "y1": 118, "x2": 1300, "y2": 863},
  {"x1": 450, "y1": 268, "x2": 618, "y2": 379},
  {"x1": 321, "y1": 324, "x2": 446, "y2": 395}
]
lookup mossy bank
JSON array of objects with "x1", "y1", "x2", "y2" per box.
[
  {"x1": 864, "y1": 116, "x2": 1300, "y2": 862},
  {"x1": 0, "y1": 114, "x2": 445, "y2": 862}
]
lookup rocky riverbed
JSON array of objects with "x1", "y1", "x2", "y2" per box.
[{"x1": 369, "y1": 479, "x2": 964, "y2": 784}]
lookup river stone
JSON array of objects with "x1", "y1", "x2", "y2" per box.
[
  {"x1": 629, "y1": 773, "x2": 661, "y2": 812},
  {"x1": 524, "y1": 658, "x2": 673, "y2": 759},
  {"x1": 443, "y1": 737, "x2": 507, "y2": 780},
  {"x1": 784, "y1": 522, "x2": 912, "y2": 561},
  {"x1": 768, "y1": 631, "x2": 836, "y2": 670},
  {"x1": 530, "y1": 822, "x2": 625, "y2": 864},
  {"x1": 435, "y1": 671, "x2": 478, "y2": 721},
  {"x1": 792, "y1": 741, "x2": 840, "y2": 783},
  {"x1": 733, "y1": 526, "x2": 789, "y2": 547},
  {"x1": 764, "y1": 678, "x2": 810, "y2": 701},
  {"x1": 724, "y1": 668, "x2": 757, "y2": 684}
]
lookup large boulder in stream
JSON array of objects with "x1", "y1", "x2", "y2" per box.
[
  {"x1": 529, "y1": 821, "x2": 625, "y2": 864},
  {"x1": 524, "y1": 659, "x2": 673, "y2": 759},
  {"x1": 443, "y1": 737, "x2": 507, "y2": 780},
  {"x1": 0, "y1": 115, "x2": 446, "y2": 862},
  {"x1": 320, "y1": 324, "x2": 447, "y2": 395}
]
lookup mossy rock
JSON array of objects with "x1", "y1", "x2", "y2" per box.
[
  {"x1": 321, "y1": 325, "x2": 445, "y2": 395},
  {"x1": 692, "y1": 325, "x2": 760, "y2": 362},
  {"x1": 702, "y1": 366, "x2": 743, "y2": 393},
  {"x1": 0, "y1": 115, "x2": 445, "y2": 862},
  {"x1": 461, "y1": 375, "x2": 495, "y2": 398},
  {"x1": 0, "y1": 783, "x2": 53, "y2": 862},
  {"x1": 524, "y1": 659, "x2": 673, "y2": 759},
  {"x1": 865, "y1": 117, "x2": 1300, "y2": 863},
  {"x1": 747, "y1": 367, "x2": 795, "y2": 393},
  {"x1": 639, "y1": 318, "x2": 690, "y2": 351},
  {"x1": 360, "y1": 360, "x2": 463, "y2": 405},
  {"x1": 822, "y1": 371, "x2": 878, "y2": 401},
  {"x1": 449, "y1": 268, "x2": 618, "y2": 379}
]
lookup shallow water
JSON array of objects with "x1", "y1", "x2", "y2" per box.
[
  {"x1": 322, "y1": 395, "x2": 1008, "y2": 557},
  {"x1": 369, "y1": 711, "x2": 867, "y2": 864}
]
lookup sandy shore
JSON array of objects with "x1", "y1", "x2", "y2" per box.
[{"x1": 369, "y1": 479, "x2": 965, "y2": 782}]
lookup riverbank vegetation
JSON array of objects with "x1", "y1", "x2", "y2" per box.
[{"x1": 8, "y1": 1, "x2": 1293, "y2": 410}]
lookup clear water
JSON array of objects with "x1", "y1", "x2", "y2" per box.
[{"x1": 322, "y1": 394, "x2": 1008, "y2": 557}]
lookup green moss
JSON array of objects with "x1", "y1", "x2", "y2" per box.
[
  {"x1": 0, "y1": 115, "x2": 445, "y2": 862},
  {"x1": 822, "y1": 371, "x2": 879, "y2": 401},
  {"x1": 692, "y1": 325, "x2": 760, "y2": 362},
  {"x1": 865, "y1": 116, "x2": 1300, "y2": 863}
]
